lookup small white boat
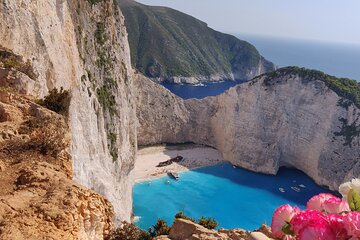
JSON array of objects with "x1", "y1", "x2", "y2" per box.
[
  {"x1": 168, "y1": 172, "x2": 180, "y2": 180},
  {"x1": 233, "y1": 165, "x2": 236, "y2": 169},
  {"x1": 299, "y1": 184, "x2": 306, "y2": 188},
  {"x1": 165, "y1": 180, "x2": 171, "y2": 184},
  {"x1": 291, "y1": 186, "x2": 301, "y2": 192},
  {"x1": 279, "y1": 188, "x2": 285, "y2": 193}
]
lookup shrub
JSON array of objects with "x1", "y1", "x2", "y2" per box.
[
  {"x1": 106, "y1": 221, "x2": 151, "y2": 240},
  {"x1": 3, "y1": 59, "x2": 22, "y2": 69},
  {"x1": 96, "y1": 85, "x2": 116, "y2": 115},
  {"x1": 17, "y1": 115, "x2": 69, "y2": 157},
  {"x1": 198, "y1": 217, "x2": 218, "y2": 230},
  {"x1": 0, "y1": 47, "x2": 36, "y2": 79},
  {"x1": 95, "y1": 22, "x2": 107, "y2": 46},
  {"x1": 175, "y1": 211, "x2": 195, "y2": 222},
  {"x1": 87, "y1": 0, "x2": 102, "y2": 5},
  {"x1": 37, "y1": 87, "x2": 70, "y2": 116},
  {"x1": 149, "y1": 219, "x2": 171, "y2": 237}
]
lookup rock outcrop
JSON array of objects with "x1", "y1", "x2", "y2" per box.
[
  {"x1": 0, "y1": 91, "x2": 113, "y2": 240},
  {"x1": 136, "y1": 68, "x2": 360, "y2": 191},
  {"x1": 0, "y1": 0, "x2": 137, "y2": 222},
  {"x1": 165, "y1": 219, "x2": 273, "y2": 240}
]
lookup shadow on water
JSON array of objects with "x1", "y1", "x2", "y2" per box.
[
  {"x1": 162, "y1": 79, "x2": 245, "y2": 99},
  {"x1": 191, "y1": 163, "x2": 334, "y2": 207}
]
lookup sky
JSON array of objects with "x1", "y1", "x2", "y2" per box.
[{"x1": 135, "y1": 0, "x2": 360, "y2": 45}]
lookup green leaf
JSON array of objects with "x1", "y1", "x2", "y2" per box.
[
  {"x1": 281, "y1": 222, "x2": 293, "y2": 235},
  {"x1": 348, "y1": 189, "x2": 360, "y2": 211}
]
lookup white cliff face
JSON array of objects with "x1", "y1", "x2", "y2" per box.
[
  {"x1": 136, "y1": 73, "x2": 360, "y2": 191},
  {"x1": 0, "y1": 0, "x2": 136, "y2": 224},
  {"x1": 135, "y1": 74, "x2": 191, "y2": 145},
  {"x1": 207, "y1": 75, "x2": 360, "y2": 190}
]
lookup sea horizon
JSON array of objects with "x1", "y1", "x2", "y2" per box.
[{"x1": 234, "y1": 33, "x2": 360, "y2": 81}]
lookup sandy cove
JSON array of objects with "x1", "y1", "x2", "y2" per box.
[{"x1": 131, "y1": 144, "x2": 226, "y2": 182}]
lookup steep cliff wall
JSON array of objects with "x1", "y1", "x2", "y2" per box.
[
  {"x1": 0, "y1": 0, "x2": 136, "y2": 222},
  {"x1": 136, "y1": 69, "x2": 360, "y2": 190}
]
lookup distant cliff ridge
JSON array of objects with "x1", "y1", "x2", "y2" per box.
[
  {"x1": 118, "y1": 0, "x2": 275, "y2": 84},
  {"x1": 136, "y1": 67, "x2": 360, "y2": 191}
]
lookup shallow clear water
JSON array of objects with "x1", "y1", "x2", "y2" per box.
[{"x1": 133, "y1": 163, "x2": 333, "y2": 230}]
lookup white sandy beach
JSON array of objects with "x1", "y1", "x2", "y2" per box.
[{"x1": 131, "y1": 144, "x2": 225, "y2": 182}]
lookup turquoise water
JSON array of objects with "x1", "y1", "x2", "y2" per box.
[
  {"x1": 133, "y1": 163, "x2": 333, "y2": 230},
  {"x1": 162, "y1": 36, "x2": 360, "y2": 99}
]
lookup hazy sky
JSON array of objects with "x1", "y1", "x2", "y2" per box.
[{"x1": 135, "y1": 0, "x2": 360, "y2": 45}]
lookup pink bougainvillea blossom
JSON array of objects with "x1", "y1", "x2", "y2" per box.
[
  {"x1": 290, "y1": 210, "x2": 328, "y2": 235},
  {"x1": 343, "y1": 212, "x2": 360, "y2": 239},
  {"x1": 327, "y1": 214, "x2": 348, "y2": 240},
  {"x1": 270, "y1": 204, "x2": 300, "y2": 238},
  {"x1": 323, "y1": 197, "x2": 350, "y2": 214},
  {"x1": 298, "y1": 222, "x2": 336, "y2": 240},
  {"x1": 306, "y1": 193, "x2": 336, "y2": 211}
]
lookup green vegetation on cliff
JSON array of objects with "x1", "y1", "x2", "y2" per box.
[
  {"x1": 260, "y1": 66, "x2": 360, "y2": 147},
  {"x1": 262, "y1": 66, "x2": 360, "y2": 108},
  {"x1": 37, "y1": 87, "x2": 70, "y2": 116},
  {"x1": 117, "y1": 0, "x2": 274, "y2": 80}
]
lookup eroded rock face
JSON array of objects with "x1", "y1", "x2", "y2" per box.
[
  {"x1": 135, "y1": 74, "x2": 191, "y2": 145},
  {"x1": 136, "y1": 73, "x2": 360, "y2": 190},
  {"x1": 0, "y1": 93, "x2": 113, "y2": 240},
  {"x1": 0, "y1": 0, "x2": 137, "y2": 222}
]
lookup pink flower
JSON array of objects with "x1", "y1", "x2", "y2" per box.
[
  {"x1": 290, "y1": 210, "x2": 328, "y2": 235},
  {"x1": 343, "y1": 212, "x2": 360, "y2": 239},
  {"x1": 298, "y1": 222, "x2": 336, "y2": 240},
  {"x1": 327, "y1": 214, "x2": 348, "y2": 240},
  {"x1": 306, "y1": 193, "x2": 336, "y2": 211},
  {"x1": 271, "y1": 204, "x2": 300, "y2": 238},
  {"x1": 323, "y1": 197, "x2": 350, "y2": 214}
]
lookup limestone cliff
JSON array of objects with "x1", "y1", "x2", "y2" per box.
[
  {"x1": 0, "y1": 0, "x2": 136, "y2": 222},
  {"x1": 0, "y1": 89, "x2": 113, "y2": 239},
  {"x1": 136, "y1": 68, "x2": 360, "y2": 191}
]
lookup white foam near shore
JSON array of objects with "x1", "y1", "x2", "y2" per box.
[{"x1": 131, "y1": 144, "x2": 225, "y2": 182}]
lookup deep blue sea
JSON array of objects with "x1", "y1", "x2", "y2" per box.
[
  {"x1": 236, "y1": 34, "x2": 360, "y2": 81},
  {"x1": 162, "y1": 36, "x2": 360, "y2": 99},
  {"x1": 162, "y1": 80, "x2": 244, "y2": 99},
  {"x1": 133, "y1": 163, "x2": 332, "y2": 231}
]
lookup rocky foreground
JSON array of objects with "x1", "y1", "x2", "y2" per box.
[
  {"x1": 154, "y1": 219, "x2": 273, "y2": 240},
  {"x1": 0, "y1": 89, "x2": 113, "y2": 239}
]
